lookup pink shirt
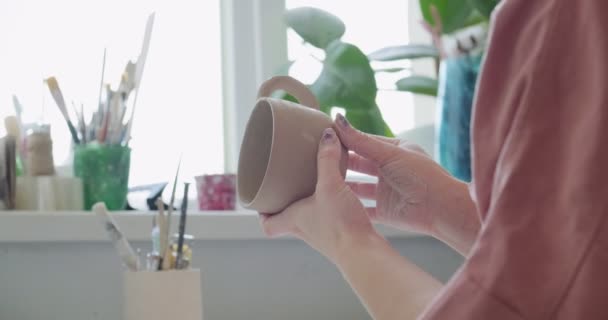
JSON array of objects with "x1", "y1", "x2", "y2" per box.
[{"x1": 421, "y1": 0, "x2": 608, "y2": 319}]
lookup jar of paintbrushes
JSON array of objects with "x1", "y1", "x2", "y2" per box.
[
  {"x1": 44, "y1": 13, "x2": 153, "y2": 210},
  {"x1": 73, "y1": 76, "x2": 135, "y2": 210},
  {"x1": 45, "y1": 75, "x2": 135, "y2": 210}
]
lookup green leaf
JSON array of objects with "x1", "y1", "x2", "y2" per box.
[
  {"x1": 271, "y1": 91, "x2": 298, "y2": 103},
  {"x1": 419, "y1": 0, "x2": 474, "y2": 34},
  {"x1": 468, "y1": 0, "x2": 499, "y2": 18},
  {"x1": 368, "y1": 44, "x2": 439, "y2": 61},
  {"x1": 307, "y1": 40, "x2": 391, "y2": 135},
  {"x1": 285, "y1": 7, "x2": 346, "y2": 49},
  {"x1": 310, "y1": 40, "x2": 377, "y2": 114},
  {"x1": 345, "y1": 107, "x2": 393, "y2": 137},
  {"x1": 395, "y1": 76, "x2": 438, "y2": 96},
  {"x1": 383, "y1": 119, "x2": 395, "y2": 137},
  {"x1": 463, "y1": 10, "x2": 487, "y2": 27},
  {"x1": 374, "y1": 67, "x2": 408, "y2": 73}
]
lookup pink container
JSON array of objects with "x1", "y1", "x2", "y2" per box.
[{"x1": 194, "y1": 174, "x2": 236, "y2": 210}]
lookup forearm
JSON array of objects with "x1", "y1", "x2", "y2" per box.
[
  {"x1": 334, "y1": 232, "x2": 442, "y2": 320},
  {"x1": 432, "y1": 178, "x2": 480, "y2": 256}
]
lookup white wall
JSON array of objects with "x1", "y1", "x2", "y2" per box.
[{"x1": 0, "y1": 237, "x2": 462, "y2": 320}]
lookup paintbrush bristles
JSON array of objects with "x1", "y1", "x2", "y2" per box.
[
  {"x1": 45, "y1": 77, "x2": 69, "y2": 119},
  {"x1": 45, "y1": 77, "x2": 80, "y2": 144}
]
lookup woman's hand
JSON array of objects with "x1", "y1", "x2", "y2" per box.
[
  {"x1": 260, "y1": 128, "x2": 443, "y2": 320},
  {"x1": 260, "y1": 128, "x2": 377, "y2": 262},
  {"x1": 334, "y1": 114, "x2": 480, "y2": 255}
]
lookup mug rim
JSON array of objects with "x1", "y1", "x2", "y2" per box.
[{"x1": 237, "y1": 98, "x2": 277, "y2": 209}]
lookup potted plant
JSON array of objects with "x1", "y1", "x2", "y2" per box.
[
  {"x1": 281, "y1": 7, "x2": 440, "y2": 137},
  {"x1": 283, "y1": 1, "x2": 500, "y2": 181},
  {"x1": 415, "y1": 0, "x2": 500, "y2": 182}
]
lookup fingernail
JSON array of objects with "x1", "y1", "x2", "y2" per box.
[
  {"x1": 335, "y1": 113, "x2": 349, "y2": 128},
  {"x1": 321, "y1": 128, "x2": 335, "y2": 144}
]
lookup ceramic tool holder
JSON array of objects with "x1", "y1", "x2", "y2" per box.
[
  {"x1": 15, "y1": 176, "x2": 83, "y2": 210},
  {"x1": 124, "y1": 269, "x2": 203, "y2": 320},
  {"x1": 26, "y1": 131, "x2": 55, "y2": 176}
]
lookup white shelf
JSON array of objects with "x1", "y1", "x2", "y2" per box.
[{"x1": 0, "y1": 210, "x2": 418, "y2": 242}]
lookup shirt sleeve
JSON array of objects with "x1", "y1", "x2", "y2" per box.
[{"x1": 420, "y1": 0, "x2": 608, "y2": 319}]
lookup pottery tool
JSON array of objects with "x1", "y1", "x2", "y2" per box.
[
  {"x1": 162, "y1": 157, "x2": 182, "y2": 270},
  {"x1": 71, "y1": 101, "x2": 86, "y2": 144},
  {"x1": 11, "y1": 95, "x2": 23, "y2": 119},
  {"x1": 45, "y1": 77, "x2": 80, "y2": 144},
  {"x1": 11, "y1": 95, "x2": 24, "y2": 135},
  {"x1": 4, "y1": 116, "x2": 22, "y2": 173},
  {"x1": 79, "y1": 103, "x2": 86, "y2": 144},
  {"x1": 97, "y1": 48, "x2": 107, "y2": 113},
  {"x1": 97, "y1": 84, "x2": 113, "y2": 143},
  {"x1": 155, "y1": 197, "x2": 168, "y2": 270},
  {"x1": 124, "y1": 12, "x2": 155, "y2": 146},
  {"x1": 119, "y1": 61, "x2": 137, "y2": 95},
  {"x1": 151, "y1": 215, "x2": 160, "y2": 253},
  {"x1": 0, "y1": 136, "x2": 17, "y2": 209},
  {"x1": 93, "y1": 202, "x2": 139, "y2": 271},
  {"x1": 175, "y1": 182, "x2": 190, "y2": 269}
]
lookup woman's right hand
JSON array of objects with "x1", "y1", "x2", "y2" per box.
[{"x1": 334, "y1": 114, "x2": 480, "y2": 255}]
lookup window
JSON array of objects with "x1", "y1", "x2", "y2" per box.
[
  {"x1": 285, "y1": 0, "x2": 416, "y2": 134},
  {"x1": 1, "y1": 0, "x2": 426, "y2": 190},
  {"x1": 0, "y1": 0, "x2": 223, "y2": 186}
]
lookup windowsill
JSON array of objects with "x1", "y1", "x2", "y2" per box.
[{"x1": 0, "y1": 210, "x2": 419, "y2": 242}]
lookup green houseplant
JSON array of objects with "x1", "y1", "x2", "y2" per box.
[
  {"x1": 417, "y1": 0, "x2": 500, "y2": 182},
  {"x1": 282, "y1": 1, "x2": 500, "y2": 138},
  {"x1": 281, "y1": 7, "x2": 439, "y2": 137}
]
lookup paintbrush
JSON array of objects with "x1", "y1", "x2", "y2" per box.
[
  {"x1": 80, "y1": 103, "x2": 86, "y2": 144},
  {"x1": 97, "y1": 48, "x2": 107, "y2": 115},
  {"x1": 45, "y1": 77, "x2": 80, "y2": 144},
  {"x1": 162, "y1": 156, "x2": 182, "y2": 270},
  {"x1": 155, "y1": 197, "x2": 168, "y2": 270},
  {"x1": 93, "y1": 202, "x2": 139, "y2": 271},
  {"x1": 175, "y1": 182, "x2": 190, "y2": 269},
  {"x1": 11, "y1": 95, "x2": 23, "y2": 130},
  {"x1": 11, "y1": 95, "x2": 26, "y2": 141},
  {"x1": 71, "y1": 101, "x2": 85, "y2": 144}
]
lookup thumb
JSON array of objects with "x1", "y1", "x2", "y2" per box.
[
  {"x1": 316, "y1": 128, "x2": 344, "y2": 190},
  {"x1": 334, "y1": 114, "x2": 401, "y2": 165}
]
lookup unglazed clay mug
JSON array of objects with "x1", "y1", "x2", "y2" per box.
[{"x1": 237, "y1": 76, "x2": 348, "y2": 213}]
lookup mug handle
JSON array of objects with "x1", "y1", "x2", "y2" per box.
[{"x1": 257, "y1": 76, "x2": 320, "y2": 110}]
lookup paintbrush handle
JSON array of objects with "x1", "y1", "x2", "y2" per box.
[
  {"x1": 175, "y1": 183, "x2": 190, "y2": 269},
  {"x1": 93, "y1": 202, "x2": 139, "y2": 271},
  {"x1": 67, "y1": 120, "x2": 80, "y2": 144}
]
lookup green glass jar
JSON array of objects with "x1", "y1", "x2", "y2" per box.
[{"x1": 73, "y1": 144, "x2": 131, "y2": 210}]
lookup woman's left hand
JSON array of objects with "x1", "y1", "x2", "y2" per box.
[{"x1": 260, "y1": 128, "x2": 378, "y2": 262}]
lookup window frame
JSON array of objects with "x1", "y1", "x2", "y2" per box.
[
  {"x1": 220, "y1": 0, "x2": 288, "y2": 173},
  {"x1": 220, "y1": 0, "x2": 434, "y2": 172}
]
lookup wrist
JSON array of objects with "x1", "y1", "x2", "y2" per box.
[
  {"x1": 430, "y1": 177, "x2": 480, "y2": 255},
  {"x1": 331, "y1": 229, "x2": 389, "y2": 268}
]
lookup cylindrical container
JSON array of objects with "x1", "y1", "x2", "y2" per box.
[
  {"x1": 195, "y1": 174, "x2": 236, "y2": 210},
  {"x1": 26, "y1": 131, "x2": 55, "y2": 176},
  {"x1": 124, "y1": 270, "x2": 203, "y2": 320},
  {"x1": 15, "y1": 176, "x2": 84, "y2": 210},
  {"x1": 73, "y1": 144, "x2": 130, "y2": 210}
]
